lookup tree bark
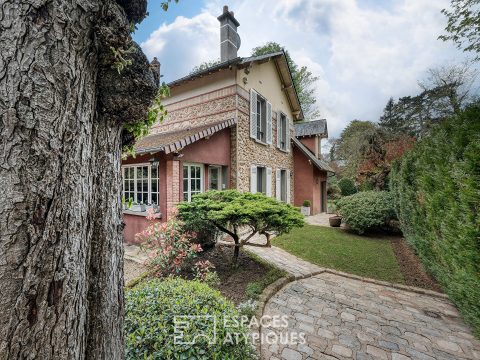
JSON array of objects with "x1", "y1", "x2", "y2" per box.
[{"x1": 0, "y1": 0, "x2": 155, "y2": 358}]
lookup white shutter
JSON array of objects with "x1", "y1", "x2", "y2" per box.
[
  {"x1": 250, "y1": 165, "x2": 257, "y2": 193},
  {"x1": 266, "y1": 101, "x2": 272, "y2": 144},
  {"x1": 276, "y1": 114, "x2": 281, "y2": 149},
  {"x1": 275, "y1": 169, "x2": 281, "y2": 201},
  {"x1": 266, "y1": 167, "x2": 272, "y2": 196},
  {"x1": 286, "y1": 119, "x2": 291, "y2": 152},
  {"x1": 250, "y1": 89, "x2": 257, "y2": 139},
  {"x1": 286, "y1": 170, "x2": 291, "y2": 203}
]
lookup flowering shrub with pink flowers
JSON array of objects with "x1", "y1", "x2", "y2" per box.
[{"x1": 136, "y1": 210, "x2": 202, "y2": 275}]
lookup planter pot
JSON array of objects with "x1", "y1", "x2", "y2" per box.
[
  {"x1": 329, "y1": 216, "x2": 342, "y2": 227},
  {"x1": 301, "y1": 206, "x2": 311, "y2": 216},
  {"x1": 140, "y1": 204, "x2": 146, "y2": 212}
]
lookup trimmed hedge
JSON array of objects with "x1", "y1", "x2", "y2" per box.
[
  {"x1": 338, "y1": 178, "x2": 357, "y2": 196},
  {"x1": 390, "y1": 105, "x2": 480, "y2": 337},
  {"x1": 336, "y1": 191, "x2": 396, "y2": 234},
  {"x1": 125, "y1": 278, "x2": 255, "y2": 359}
]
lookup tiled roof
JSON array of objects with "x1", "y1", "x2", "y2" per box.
[
  {"x1": 167, "y1": 51, "x2": 304, "y2": 120},
  {"x1": 292, "y1": 137, "x2": 335, "y2": 173},
  {"x1": 134, "y1": 118, "x2": 236, "y2": 155},
  {"x1": 294, "y1": 119, "x2": 328, "y2": 137}
]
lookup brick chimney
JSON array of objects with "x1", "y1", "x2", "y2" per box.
[{"x1": 217, "y1": 5, "x2": 241, "y2": 62}]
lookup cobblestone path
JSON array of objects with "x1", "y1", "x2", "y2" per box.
[{"x1": 261, "y1": 273, "x2": 480, "y2": 360}]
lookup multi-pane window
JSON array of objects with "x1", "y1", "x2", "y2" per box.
[
  {"x1": 278, "y1": 113, "x2": 287, "y2": 151},
  {"x1": 183, "y1": 164, "x2": 203, "y2": 202},
  {"x1": 208, "y1": 166, "x2": 221, "y2": 190},
  {"x1": 136, "y1": 166, "x2": 149, "y2": 204},
  {"x1": 124, "y1": 167, "x2": 135, "y2": 203},
  {"x1": 151, "y1": 166, "x2": 159, "y2": 205},
  {"x1": 256, "y1": 96, "x2": 267, "y2": 143},
  {"x1": 122, "y1": 165, "x2": 159, "y2": 206}
]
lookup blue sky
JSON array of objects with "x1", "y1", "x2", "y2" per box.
[{"x1": 133, "y1": 0, "x2": 472, "y2": 138}]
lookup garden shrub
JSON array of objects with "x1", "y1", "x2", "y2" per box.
[
  {"x1": 125, "y1": 278, "x2": 256, "y2": 359},
  {"x1": 336, "y1": 191, "x2": 396, "y2": 234},
  {"x1": 390, "y1": 104, "x2": 480, "y2": 337},
  {"x1": 136, "y1": 215, "x2": 202, "y2": 275},
  {"x1": 338, "y1": 178, "x2": 357, "y2": 196}
]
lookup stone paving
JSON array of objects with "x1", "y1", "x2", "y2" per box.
[
  {"x1": 261, "y1": 272, "x2": 480, "y2": 360},
  {"x1": 246, "y1": 243, "x2": 324, "y2": 279}
]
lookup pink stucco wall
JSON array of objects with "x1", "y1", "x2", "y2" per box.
[
  {"x1": 293, "y1": 144, "x2": 327, "y2": 215},
  {"x1": 121, "y1": 128, "x2": 231, "y2": 244}
]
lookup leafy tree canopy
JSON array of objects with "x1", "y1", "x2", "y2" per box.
[
  {"x1": 440, "y1": 0, "x2": 480, "y2": 58},
  {"x1": 379, "y1": 63, "x2": 478, "y2": 139},
  {"x1": 190, "y1": 59, "x2": 221, "y2": 74},
  {"x1": 177, "y1": 190, "x2": 304, "y2": 262}
]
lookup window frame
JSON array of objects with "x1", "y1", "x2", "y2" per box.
[
  {"x1": 280, "y1": 169, "x2": 287, "y2": 202},
  {"x1": 255, "y1": 95, "x2": 267, "y2": 144},
  {"x1": 278, "y1": 112, "x2": 288, "y2": 151},
  {"x1": 121, "y1": 163, "x2": 159, "y2": 206},
  {"x1": 256, "y1": 166, "x2": 267, "y2": 194},
  {"x1": 183, "y1": 163, "x2": 205, "y2": 202},
  {"x1": 208, "y1": 165, "x2": 222, "y2": 191}
]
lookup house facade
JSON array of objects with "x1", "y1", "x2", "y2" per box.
[{"x1": 122, "y1": 6, "x2": 333, "y2": 243}]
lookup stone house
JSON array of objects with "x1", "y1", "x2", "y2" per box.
[{"x1": 122, "y1": 6, "x2": 334, "y2": 243}]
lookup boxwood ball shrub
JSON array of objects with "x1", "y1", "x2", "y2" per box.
[
  {"x1": 390, "y1": 105, "x2": 480, "y2": 337},
  {"x1": 125, "y1": 278, "x2": 255, "y2": 359},
  {"x1": 338, "y1": 178, "x2": 357, "y2": 196},
  {"x1": 336, "y1": 191, "x2": 396, "y2": 234}
]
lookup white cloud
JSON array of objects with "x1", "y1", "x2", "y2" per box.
[
  {"x1": 141, "y1": 11, "x2": 219, "y2": 79},
  {"x1": 140, "y1": 0, "x2": 470, "y2": 137}
]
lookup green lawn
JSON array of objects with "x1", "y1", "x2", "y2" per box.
[{"x1": 273, "y1": 225, "x2": 405, "y2": 284}]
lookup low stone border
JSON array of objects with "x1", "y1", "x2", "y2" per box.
[{"x1": 322, "y1": 268, "x2": 448, "y2": 299}]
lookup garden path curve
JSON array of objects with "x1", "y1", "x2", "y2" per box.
[{"x1": 245, "y1": 244, "x2": 480, "y2": 360}]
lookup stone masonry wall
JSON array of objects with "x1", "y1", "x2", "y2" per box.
[
  {"x1": 235, "y1": 92, "x2": 295, "y2": 203},
  {"x1": 150, "y1": 85, "x2": 237, "y2": 134}
]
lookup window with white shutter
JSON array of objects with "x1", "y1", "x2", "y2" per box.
[
  {"x1": 250, "y1": 165, "x2": 257, "y2": 193},
  {"x1": 286, "y1": 170, "x2": 291, "y2": 203},
  {"x1": 266, "y1": 102, "x2": 272, "y2": 144},
  {"x1": 275, "y1": 169, "x2": 281, "y2": 201},
  {"x1": 266, "y1": 167, "x2": 272, "y2": 196},
  {"x1": 278, "y1": 113, "x2": 288, "y2": 151},
  {"x1": 250, "y1": 90, "x2": 270, "y2": 144},
  {"x1": 286, "y1": 119, "x2": 290, "y2": 152},
  {"x1": 251, "y1": 165, "x2": 269, "y2": 194},
  {"x1": 250, "y1": 89, "x2": 257, "y2": 139}
]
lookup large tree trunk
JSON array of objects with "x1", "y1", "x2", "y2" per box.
[{"x1": 0, "y1": 0, "x2": 156, "y2": 358}]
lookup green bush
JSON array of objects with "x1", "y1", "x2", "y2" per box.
[
  {"x1": 125, "y1": 278, "x2": 255, "y2": 359},
  {"x1": 338, "y1": 178, "x2": 357, "y2": 196},
  {"x1": 336, "y1": 191, "x2": 396, "y2": 234},
  {"x1": 302, "y1": 200, "x2": 311, "y2": 207},
  {"x1": 390, "y1": 105, "x2": 480, "y2": 337}
]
